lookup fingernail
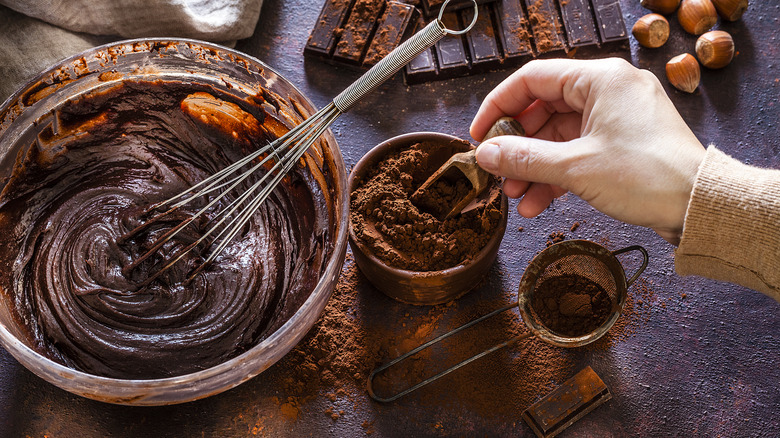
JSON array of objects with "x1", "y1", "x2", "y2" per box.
[{"x1": 476, "y1": 142, "x2": 499, "y2": 171}]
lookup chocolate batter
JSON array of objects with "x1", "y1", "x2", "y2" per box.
[{"x1": 0, "y1": 79, "x2": 333, "y2": 379}]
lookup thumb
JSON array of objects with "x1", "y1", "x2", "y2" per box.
[{"x1": 475, "y1": 135, "x2": 580, "y2": 188}]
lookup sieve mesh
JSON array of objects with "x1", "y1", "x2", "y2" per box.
[
  {"x1": 526, "y1": 254, "x2": 619, "y2": 337},
  {"x1": 516, "y1": 240, "x2": 648, "y2": 347}
]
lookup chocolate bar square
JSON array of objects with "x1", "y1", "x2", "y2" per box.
[
  {"x1": 364, "y1": 1, "x2": 420, "y2": 65},
  {"x1": 434, "y1": 12, "x2": 471, "y2": 77},
  {"x1": 523, "y1": 0, "x2": 566, "y2": 54},
  {"x1": 591, "y1": 0, "x2": 629, "y2": 44},
  {"x1": 333, "y1": 0, "x2": 386, "y2": 64},
  {"x1": 557, "y1": 0, "x2": 599, "y2": 48},
  {"x1": 305, "y1": 0, "x2": 356, "y2": 58},
  {"x1": 522, "y1": 366, "x2": 611, "y2": 438},
  {"x1": 404, "y1": 47, "x2": 439, "y2": 84},
  {"x1": 462, "y1": 4, "x2": 502, "y2": 73},
  {"x1": 494, "y1": 0, "x2": 533, "y2": 67}
]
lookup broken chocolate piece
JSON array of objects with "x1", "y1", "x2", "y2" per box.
[
  {"x1": 364, "y1": 1, "x2": 420, "y2": 65},
  {"x1": 305, "y1": 0, "x2": 355, "y2": 58},
  {"x1": 558, "y1": 0, "x2": 599, "y2": 48},
  {"x1": 523, "y1": 0, "x2": 566, "y2": 53},
  {"x1": 494, "y1": 0, "x2": 533, "y2": 66},
  {"x1": 461, "y1": 5, "x2": 502, "y2": 73},
  {"x1": 334, "y1": 0, "x2": 386, "y2": 64},
  {"x1": 522, "y1": 366, "x2": 611, "y2": 438},
  {"x1": 591, "y1": 0, "x2": 629, "y2": 44},
  {"x1": 434, "y1": 12, "x2": 471, "y2": 77}
]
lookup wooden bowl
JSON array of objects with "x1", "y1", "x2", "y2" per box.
[{"x1": 348, "y1": 132, "x2": 508, "y2": 305}]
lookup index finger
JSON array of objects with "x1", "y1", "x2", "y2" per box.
[{"x1": 470, "y1": 58, "x2": 617, "y2": 141}]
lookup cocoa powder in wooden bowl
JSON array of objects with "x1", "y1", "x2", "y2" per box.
[{"x1": 348, "y1": 132, "x2": 508, "y2": 305}]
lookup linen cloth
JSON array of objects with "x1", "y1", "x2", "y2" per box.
[
  {"x1": 0, "y1": 0, "x2": 264, "y2": 100},
  {"x1": 676, "y1": 146, "x2": 780, "y2": 302}
]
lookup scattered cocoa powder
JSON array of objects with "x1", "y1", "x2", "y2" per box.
[
  {"x1": 532, "y1": 274, "x2": 612, "y2": 337},
  {"x1": 350, "y1": 140, "x2": 503, "y2": 271},
  {"x1": 547, "y1": 230, "x2": 566, "y2": 246},
  {"x1": 271, "y1": 256, "x2": 657, "y2": 422}
]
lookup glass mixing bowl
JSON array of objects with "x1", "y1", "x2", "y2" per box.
[{"x1": 0, "y1": 39, "x2": 348, "y2": 405}]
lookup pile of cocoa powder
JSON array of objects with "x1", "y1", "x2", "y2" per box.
[
  {"x1": 532, "y1": 274, "x2": 613, "y2": 337},
  {"x1": 350, "y1": 140, "x2": 503, "y2": 271}
]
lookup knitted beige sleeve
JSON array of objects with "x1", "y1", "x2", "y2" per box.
[{"x1": 675, "y1": 146, "x2": 780, "y2": 302}]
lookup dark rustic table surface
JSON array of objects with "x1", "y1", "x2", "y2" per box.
[{"x1": 1, "y1": 1, "x2": 778, "y2": 437}]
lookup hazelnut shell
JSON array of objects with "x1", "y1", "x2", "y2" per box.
[
  {"x1": 678, "y1": 0, "x2": 718, "y2": 35},
  {"x1": 666, "y1": 53, "x2": 701, "y2": 93},
  {"x1": 696, "y1": 30, "x2": 735, "y2": 69},
  {"x1": 632, "y1": 14, "x2": 671, "y2": 48},
  {"x1": 711, "y1": 0, "x2": 748, "y2": 21},
  {"x1": 640, "y1": 0, "x2": 682, "y2": 15}
]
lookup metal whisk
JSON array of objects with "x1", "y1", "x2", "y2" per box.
[{"x1": 124, "y1": 0, "x2": 479, "y2": 283}]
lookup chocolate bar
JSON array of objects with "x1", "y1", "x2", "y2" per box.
[
  {"x1": 334, "y1": 0, "x2": 386, "y2": 64},
  {"x1": 494, "y1": 0, "x2": 533, "y2": 67},
  {"x1": 558, "y1": 0, "x2": 599, "y2": 48},
  {"x1": 305, "y1": 0, "x2": 355, "y2": 58},
  {"x1": 523, "y1": 0, "x2": 566, "y2": 53},
  {"x1": 434, "y1": 12, "x2": 471, "y2": 77},
  {"x1": 306, "y1": 0, "x2": 630, "y2": 84},
  {"x1": 461, "y1": 5, "x2": 502, "y2": 73},
  {"x1": 591, "y1": 0, "x2": 629, "y2": 45},
  {"x1": 522, "y1": 366, "x2": 611, "y2": 438},
  {"x1": 364, "y1": 2, "x2": 420, "y2": 65}
]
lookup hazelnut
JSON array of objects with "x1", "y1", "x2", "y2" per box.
[
  {"x1": 666, "y1": 53, "x2": 701, "y2": 93},
  {"x1": 696, "y1": 30, "x2": 735, "y2": 68},
  {"x1": 711, "y1": 0, "x2": 748, "y2": 21},
  {"x1": 677, "y1": 0, "x2": 718, "y2": 35},
  {"x1": 640, "y1": 0, "x2": 681, "y2": 15},
  {"x1": 632, "y1": 14, "x2": 670, "y2": 48}
]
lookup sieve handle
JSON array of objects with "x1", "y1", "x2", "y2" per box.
[
  {"x1": 612, "y1": 245, "x2": 649, "y2": 287},
  {"x1": 367, "y1": 303, "x2": 532, "y2": 403}
]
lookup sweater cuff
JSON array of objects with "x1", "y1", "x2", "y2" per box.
[{"x1": 675, "y1": 146, "x2": 780, "y2": 302}]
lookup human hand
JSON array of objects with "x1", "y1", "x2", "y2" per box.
[{"x1": 471, "y1": 58, "x2": 707, "y2": 245}]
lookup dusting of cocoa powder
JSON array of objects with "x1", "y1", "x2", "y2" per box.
[
  {"x1": 350, "y1": 140, "x2": 503, "y2": 271},
  {"x1": 272, "y1": 257, "x2": 657, "y2": 423}
]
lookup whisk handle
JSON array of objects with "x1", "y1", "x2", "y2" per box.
[
  {"x1": 332, "y1": 19, "x2": 447, "y2": 112},
  {"x1": 333, "y1": 0, "x2": 479, "y2": 112}
]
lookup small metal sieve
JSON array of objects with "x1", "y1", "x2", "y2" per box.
[{"x1": 367, "y1": 239, "x2": 648, "y2": 402}]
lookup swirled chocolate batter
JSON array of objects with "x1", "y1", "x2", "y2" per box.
[{"x1": 0, "y1": 80, "x2": 333, "y2": 379}]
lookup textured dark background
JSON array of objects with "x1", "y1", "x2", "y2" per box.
[{"x1": 1, "y1": 1, "x2": 778, "y2": 437}]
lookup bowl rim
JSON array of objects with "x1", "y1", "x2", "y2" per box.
[
  {"x1": 348, "y1": 131, "x2": 508, "y2": 279},
  {"x1": 0, "y1": 37, "x2": 349, "y2": 404}
]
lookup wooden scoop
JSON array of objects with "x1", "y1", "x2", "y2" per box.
[{"x1": 412, "y1": 116, "x2": 525, "y2": 220}]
